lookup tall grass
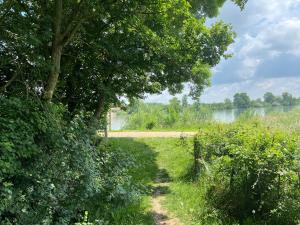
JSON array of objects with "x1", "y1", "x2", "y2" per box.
[
  {"x1": 261, "y1": 107, "x2": 300, "y2": 132},
  {"x1": 124, "y1": 101, "x2": 212, "y2": 130}
]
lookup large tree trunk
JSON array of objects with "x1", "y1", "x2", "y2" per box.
[
  {"x1": 66, "y1": 62, "x2": 80, "y2": 116},
  {"x1": 94, "y1": 94, "x2": 105, "y2": 120},
  {"x1": 93, "y1": 94, "x2": 108, "y2": 138},
  {"x1": 42, "y1": 0, "x2": 63, "y2": 102},
  {"x1": 42, "y1": 0, "x2": 85, "y2": 102},
  {"x1": 43, "y1": 45, "x2": 63, "y2": 101}
]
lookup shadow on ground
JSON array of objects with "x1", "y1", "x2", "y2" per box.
[
  {"x1": 107, "y1": 138, "x2": 178, "y2": 225},
  {"x1": 107, "y1": 138, "x2": 160, "y2": 225}
]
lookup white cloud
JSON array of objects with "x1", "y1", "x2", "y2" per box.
[
  {"x1": 200, "y1": 77, "x2": 300, "y2": 103},
  {"x1": 237, "y1": 58, "x2": 261, "y2": 79},
  {"x1": 213, "y1": 0, "x2": 300, "y2": 83},
  {"x1": 145, "y1": 77, "x2": 300, "y2": 103},
  {"x1": 227, "y1": 18, "x2": 300, "y2": 80},
  {"x1": 146, "y1": 0, "x2": 300, "y2": 103}
]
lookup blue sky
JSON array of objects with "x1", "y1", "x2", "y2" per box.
[{"x1": 146, "y1": 0, "x2": 300, "y2": 103}]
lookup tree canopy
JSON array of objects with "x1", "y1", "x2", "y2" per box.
[
  {"x1": 264, "y1": 92, "x2": 276, "y2": 105},
  {"x1": 233, "y1": 92, "x2": 251, "y2": 108},
  {"x1": 0, "y1": 0, "x2": 245, "y2": 118},
  {"x1": 188, "y1": 0, "x2": 247, "y2": 17}
]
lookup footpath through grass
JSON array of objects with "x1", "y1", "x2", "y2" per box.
[
  {"x1": 107, "y1": 138, "x2": 158, "y2": 225},
  {"x1": 141, "y1": 138, "x2": 207, "y2": 225},
  {"x1": 108, "y1": 137, "x2": 203, "y2": 225}
]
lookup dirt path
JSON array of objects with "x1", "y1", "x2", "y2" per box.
[
  {"x1": 151, "y1": 170, "x2": 182, "y2": 225},
  {"x1": 107, "y1": 131, "x2": 196, "y2": 138}
]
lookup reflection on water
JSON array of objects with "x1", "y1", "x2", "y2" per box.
[
  {"x1": 213, "y1": 106, "x2": 296, "y2": 123},
  {"x1": 110, "y1": 112, "x2": 127, "y2": 130},
  {"x1": 111, "y1": 106, "x2": 296, "y2": 130}
]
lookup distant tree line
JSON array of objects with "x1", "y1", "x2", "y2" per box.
[{"x1": 203, "y1": 92, "x2": 300, "y2": 109}]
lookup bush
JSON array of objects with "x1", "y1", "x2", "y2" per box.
[
  {"x1": 193, "y1": 122, "x2": 300, "y2": 224},
  {"x1": 0, "y1": 97, "x2": 138, "y2": 224},
  {"x1": 146, "y1": 122, "x2": 155, "y2": 130}
]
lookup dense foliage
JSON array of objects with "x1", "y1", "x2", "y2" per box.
[
  {"x1": 0, "y1": 97, "x2": 139, "y2": 224},
  {"x1": 0, "y1": 0, "x2": 243, "y2": 114},
  {"x1": 193, "y1": 123, "x2": 300, "y2": 224}
]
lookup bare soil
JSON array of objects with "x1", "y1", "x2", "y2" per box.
[{"x1": 151, "y1": 170, "x2": 183, "y2": 225}]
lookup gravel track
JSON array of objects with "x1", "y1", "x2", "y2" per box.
[{"x1": 107, "y1": 131, "x2": 196, "y2": 138}]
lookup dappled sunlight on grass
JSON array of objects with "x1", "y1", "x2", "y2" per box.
[{"x1": 107, "y1": 138, "x2": 159, "y2": 225}]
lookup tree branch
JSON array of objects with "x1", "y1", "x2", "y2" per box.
[
  {"x1": 53, "y1": 0, "x2": 63, "y2": 45},
  {"x1": 0, "y1": 0, "x2": 14, "y2": 25},
  {"x1": 62, "y1": 18, "x2": 84, "y2": 46},
  {"x1": 0, "y1": 72, "x2": 19, "y2": 92},
  {"x1": 60, "y1": 0, "x2": 85, "y2": 46}
]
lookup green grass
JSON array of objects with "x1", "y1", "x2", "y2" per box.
[
  {"x1": 107, "y1": 137, "x2": 220, "y2": 224},
  {"x1": 138, "y1": 138, "x2": 193, "y2": 180},
  {"x1": 109, "y1": 138, "x2": 158, "y2": 185},
  {"x1": 140, "y1": 138, "x2": 218, "y2": 225},
  {"x1": 107, "y1": 138, "x2": 159, "y2": 225},
  {"x1": 110, "y1": 197, "x2": 154, "y2": 225},
  {"x1": 166, "y1": 182, "x2": 214, "y2": 225}
]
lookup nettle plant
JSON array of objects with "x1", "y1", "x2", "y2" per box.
[{"x1": 193, "y1": 122, "x2": 300, "y2": 224}]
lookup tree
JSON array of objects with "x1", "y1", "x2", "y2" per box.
[
  {"x1": 281, "y1": 92, "x2": 296, "y2": 106},
  {"x1": 233, "y1": 93, "x2": 251, "y2": 108},
  {"x1": 0, "y1": 0, "x2": 245, "y2": 118},
  {"x1": 251, "y1": 98, "x2": 264, "y2": 108},
  {"x1": 48, "y1": 0, "x2": 238, "y2": 119},
  {"x1": 182, "y1": 95, "x2": 189, "y2": 108},
  {"x1": 224, "y1": 98, "x2": 233, "y2": 109},
  {"x1": 188, "y1": 0, "x2": 247, "y2": 17},
  {"x1": 263, "y1": 92, "x2": 276, "y2": 105},
  {"x1": 166, "y1": 97, "x2": 181, "y2": 126}
]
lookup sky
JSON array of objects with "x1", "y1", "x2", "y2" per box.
[{"x1": 146, "y1": 0, "x2": 300, "y2": 103}]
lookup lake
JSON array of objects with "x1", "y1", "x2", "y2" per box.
[
  {"x1": 213, "y1": 106, "x2": 296, "y2": 123},
  {"x1": 110, "y1": 106, "x2": 296, "y2": 130}
]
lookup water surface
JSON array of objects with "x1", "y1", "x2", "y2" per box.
[
  {"x1": 213, "y1": 106, "x2": 295, "y2": 123},
  {"x1": 110, "y1": 106, "x2": 296, "y2": 130}
]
